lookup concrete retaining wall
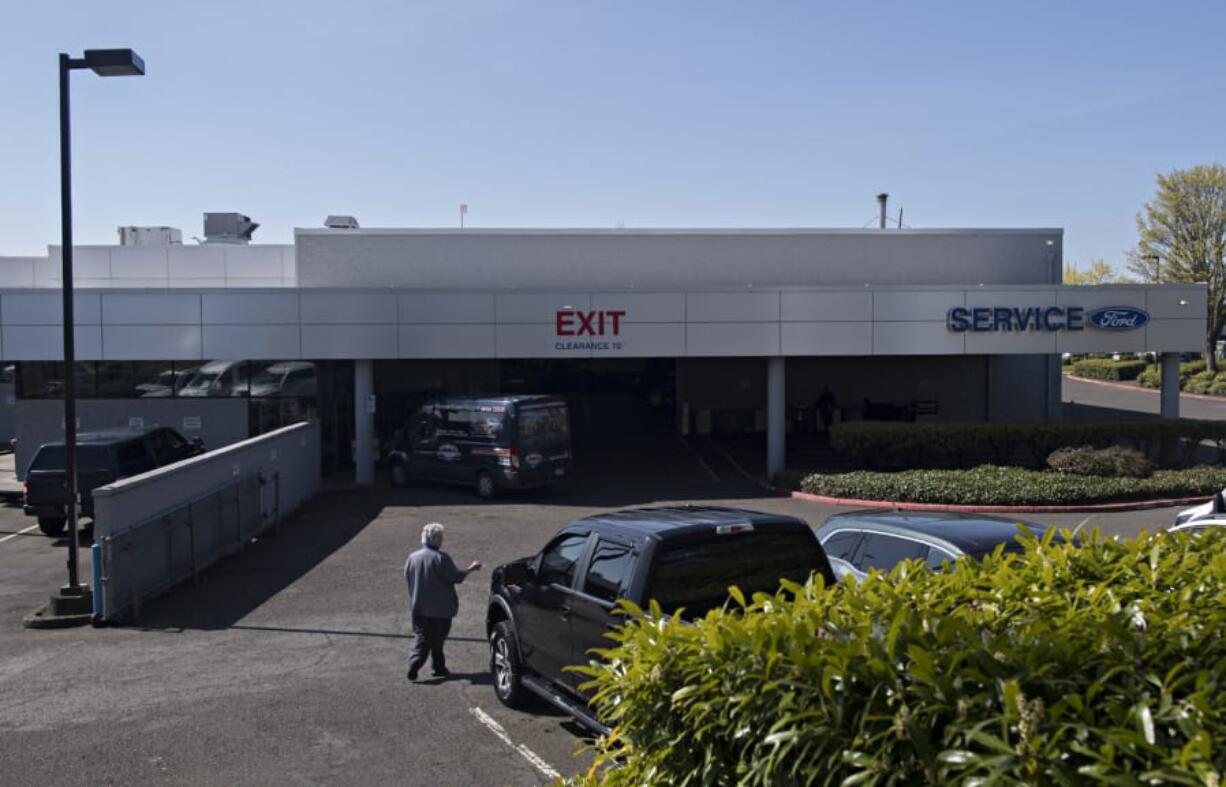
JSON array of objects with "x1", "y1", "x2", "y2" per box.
[{"x1": 92, "y1": 420, "x2": 320, "y2": 621}]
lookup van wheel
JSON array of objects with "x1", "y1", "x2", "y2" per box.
[
  {"x1": 475, "y1": 471, "x2": 498, "y2": 500},
  {"x1": 490, "y1": 622, "x2": 528, "y2": 708},
  {"x1": 389, "y1": 459, "x2": 411, "y2": 488},
  {"x1": 38, "y1": 517, "x2": 66, "y2": 536}
]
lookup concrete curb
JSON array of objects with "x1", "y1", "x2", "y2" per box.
[
  {"x1": 787, "y1": 489, "x2": 1210, "y2": 514},
  {"x1": 1065, "y1": 373, "x2": 1226, "y2": 404}
]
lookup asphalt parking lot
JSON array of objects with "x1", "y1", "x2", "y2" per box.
[{"x1": 0, "y1": 433, "x2": 1191, "y2": 787}]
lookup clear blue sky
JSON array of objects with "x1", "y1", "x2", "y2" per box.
[{"x1": 2, "y1": 1, "x2": 1224, "y2": 269}]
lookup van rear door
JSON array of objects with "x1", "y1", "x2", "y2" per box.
[{"x1": 514, "y1": 401, "x2": 571, "y2": 482}]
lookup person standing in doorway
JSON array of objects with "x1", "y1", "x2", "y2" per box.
[
  {"x1": 404, "y1": 522, "x2": 482, "y2": 681},
  {"x1": 815, "y1": 386, "x2": 838, "y2": 434}
]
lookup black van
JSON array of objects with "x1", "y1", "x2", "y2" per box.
[
  {"x1": 23, "y1": 427, "x2": 205, "y2": 535},
  {"x1": 385, "y1": 395, "x2": 572, "y2": 499}
]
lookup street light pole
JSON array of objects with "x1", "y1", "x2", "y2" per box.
[
  {"x1": 58, "y1": 52, "x2": 82, "y2": 592},
  {"x1": 50, "y1": 49, "x2": 144, "y2": 612}
]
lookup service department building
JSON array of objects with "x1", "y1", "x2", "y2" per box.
[{"x1": 0, "y1": 219, "x2": 1206, "y2": 482}]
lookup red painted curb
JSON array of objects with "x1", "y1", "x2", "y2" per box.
[
  {"x1": 787, "y1": 489, "x2": 1210, "y2": 514},
  {"x1": 1066, "y1": 374, "x2": 1226, "y2": 404}
]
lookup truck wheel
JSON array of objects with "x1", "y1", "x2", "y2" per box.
[
  {"x1": 475, "y1": 471, "x2": 498, "y2": 500},
  {"x1": 389, "y1": 459, "x2": 411, "y2": 488},
  {"x1": 490, "y1": 622, "x2": 528, "y2": 708},
  {"x1": 37, "y1": 517, "x2": 67, "y2": 536}
]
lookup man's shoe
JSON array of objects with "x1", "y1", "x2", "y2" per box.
[
  {"x1": 407, "y1": 667, "x2": 419, "y2": 681},
  {"x1": 432, "y1": 668, "x2": 451, "y2": 679}
]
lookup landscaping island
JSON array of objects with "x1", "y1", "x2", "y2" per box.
[
  {"x1": 776, "y1": 420, "x2": 1226, "y2": 508},
  {"x1": 779, "y1": 465, "x2": 1226, "y2": 507}
]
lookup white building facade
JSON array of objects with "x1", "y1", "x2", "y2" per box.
[{"x1": 0, "y1": 225, "x2": 1206, "y2": 482}]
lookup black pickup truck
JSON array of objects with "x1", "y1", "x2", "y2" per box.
[
  {"x1": 23, "y1": 427, "x2": 204, "y2": 535},
  {"x1": 486, "y1": 506, "x2": 835, "y2": 732}
]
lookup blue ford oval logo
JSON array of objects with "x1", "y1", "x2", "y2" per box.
[{"x1": 1087, "y1": 306, "x2": 1149, "y2": 331}]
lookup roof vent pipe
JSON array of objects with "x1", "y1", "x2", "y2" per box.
[{"x1": 876, "y1": 193, "x2": 889, "y2": 229}]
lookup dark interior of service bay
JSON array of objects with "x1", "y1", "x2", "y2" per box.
[{"x1": 11, "y1": 354, "x2": 1041, "y2": 478}]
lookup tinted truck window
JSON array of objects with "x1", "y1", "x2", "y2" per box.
[
  {"x1": 539, "y1": 534, "x2": 588, "y2": 588},
  {"x1": 648, "y1": 531, "x2": 827, "y2": 619},
  {"x1": 582, "y1": 540, "x2": 633, "y2": 603}
]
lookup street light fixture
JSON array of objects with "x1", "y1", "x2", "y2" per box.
[
  {"x1": 55, "y1": 49, "x2": 144, "y2": 612},
  {"x1": 1145, "y1": 253, "x2": 1162, "y2": 284}
]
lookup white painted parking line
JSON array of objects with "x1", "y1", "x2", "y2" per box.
[
  {"x1": 0, "y1": 524, "x2": 39, "y2": 545},
  {"x1": 469, "y1": 706, "x2": 562, "y2": 781},
  {"x1": 703, "y1": 436, "x2": 760, "y2": 485},
  {"x1": 678, "y1": 434, "x2": 721, "y2": 483},
  {"x1": 695, "y1": 455, "x2": 721, "y2": 483}
]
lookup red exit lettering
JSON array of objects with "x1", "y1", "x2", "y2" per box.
[{"x1": 555, "y1": 310, "x2": 626, "y2": 336}]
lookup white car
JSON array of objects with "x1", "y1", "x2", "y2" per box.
[
  {"x1": 178, "y1": 361, "x2": 248, "y2": 398},
  {"x1": 1168, "y1": 519, "x2": 1226, "y2": 535},
  {"x1": 1173, "y1": 490, "x2": 1226, "y2": 526}
]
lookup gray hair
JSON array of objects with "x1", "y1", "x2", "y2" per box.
[{"x1": 421, "y1": 522, "x2": 445, "y2": 547}]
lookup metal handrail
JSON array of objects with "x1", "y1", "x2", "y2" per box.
[{"x1": 99, "y1": 470, "x2": 280, "y2": 622}]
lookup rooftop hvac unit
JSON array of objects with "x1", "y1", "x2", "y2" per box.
[
  {"x1": 324, "y1": 215, "x2": 360, "y2": 229},
  {"x1": 117, "y1": 226, "x2": 183, "y2": 246},
  {"x1": 202, "y1": 212, "x2": 259, "y2": 244}
]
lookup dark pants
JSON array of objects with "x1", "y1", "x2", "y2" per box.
[{"x1": 408, "y1": 615, "x2": 453, "y2": 675}]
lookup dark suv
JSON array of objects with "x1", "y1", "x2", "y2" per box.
[
  {"x1": 23, "y1": 427, "x2": 204, "y2": 535},
  {"x1": 486, "y1": 506, "x2": 835, "y2": 732}
]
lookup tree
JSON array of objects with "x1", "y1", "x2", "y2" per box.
[
  {"x1": 1128, "y1": 164, "x2": 1226, "y2": 371},
  {"x1": 1063, "y1": 258, "x2": 1131, "y2": 284}
]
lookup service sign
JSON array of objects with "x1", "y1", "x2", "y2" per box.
[
  {"x1": 947, "y1": 305, "x2": 1149, "y2": 333},
  {"x1": 555, "y1": 309, "x2": 626, "y2": 351}
]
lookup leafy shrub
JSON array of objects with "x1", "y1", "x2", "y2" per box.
[
  {"x1": 1186, "y1": 371, "x2": 1217, "y2": 395},
  {"x1": 1047, "y1": 445, "x2": 1153, "y2": 478},
  {"x1": 1182, "y1": 359, "x2": 1208, "y2": 377},
  {"x1": 1138, "y1": 361, "x2": 1222, "y2": 393},
  {"x1": 573, "y1": 530, "x2": 1226, "y2": 787},
  {"x1": 797, "y1": 465, "x2": 1226, "y2": 505},
  {"x1": 1070, "y1": 358, "x2": 1148, "y2": 381},
  {"x1": 830, "y1": 420, "x2": 1226, "y2": 470}
]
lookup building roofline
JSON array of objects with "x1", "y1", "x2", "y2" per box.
[{"x1": 293, "y1": 227, "x2": 1064, "y2": 237}]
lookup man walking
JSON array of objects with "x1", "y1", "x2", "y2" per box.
[{"x1": 404, "y1": 522, "x2": 482, "y2": 681}]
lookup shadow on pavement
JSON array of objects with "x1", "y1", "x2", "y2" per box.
[
  {"x1": 119, "y1": 432, "x2": 775, "y2": 634},
  {"x1": 133, "y1": 488, "x2": 380, "y2": 632},
  {"x1": 1063, "y1": 402, "x2": 1157, "y2": 420},
  {"x1": 379, "y1": 433, "x2": 776, "y2": 510}
]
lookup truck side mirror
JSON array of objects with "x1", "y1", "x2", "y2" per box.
[{"x1": 504, "y1": 561, "x2": 531, "y2": 586}]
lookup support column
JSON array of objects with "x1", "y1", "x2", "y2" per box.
[
  {"x1": 354, "y1": 359, "x2": 375, "y2": 485},
  {"x1": 1160, "y1": 352, "x2": 1180, "y2": 419},
  {"x1": 767, "y1": 357, "x2": 786, "y2": 480}
]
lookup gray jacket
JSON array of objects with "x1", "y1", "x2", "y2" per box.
[{"x1": 404, "y1": 546, "x2": 468, "y2": 619}]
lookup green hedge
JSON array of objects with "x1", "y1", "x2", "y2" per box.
[
  {"x1": 797, "y1": 465, "x2": 1226, "y2": 505},
  {"x1": 830, "y1": 420, "x2": 1226, "y2": 470},
  {"x1": 1070, "y1": 358, "x2": 1148, "y2": 381},
  {"x1": 1138, "y1": 360, "x2": 1210, "y2": 391},
  {"x1": 571, "y1": 530, "x2": 1226, "y2": 786}
]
